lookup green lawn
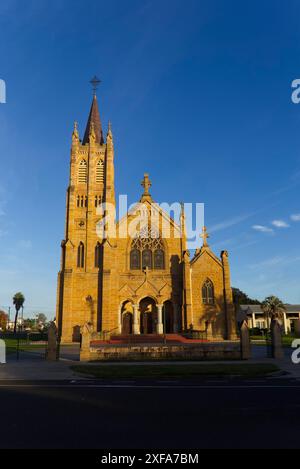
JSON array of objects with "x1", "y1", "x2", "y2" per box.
[
  {"x1": 3, "y1": 339, "x2": 46, "y2": 354},
  {"x1": 71, "y1": 363, "x2": 280, "y2": 380},
  {"x1": 251, "y1": 335, "x2": 296, "y2": 347}
]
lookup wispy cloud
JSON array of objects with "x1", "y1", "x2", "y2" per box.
[
  {"x1": 250, "y1": 255, "x2": 300, "y2": 270},
  {"x1": 252, "y1": 225, "x2": 274, "y2": 233},
  {"x1": 249, "y1": 256, "x2": 284, "y2": 269},
  {"x1": 209, "y1": 213, "x2": 253, "y2": 233},
  {"x1": 291, "y1": 213, "x2": 300, "y2": 222},
  {"x1": 17, "y1": 240, "x2": 32, "y2": 249},
  {"x1": 271, "y1": 219, "x2": 290, "y2": 228}
]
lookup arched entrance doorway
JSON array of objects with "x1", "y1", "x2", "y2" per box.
[
  {"x1": 139, "y1": 297, "x2": 157, "y2": 334},
  {"x1": 163, "y1": 301, "x2": 173, "y2": 333},
  {"x1": 121, "y1": 301, "x2": 133, "y2": 335}
]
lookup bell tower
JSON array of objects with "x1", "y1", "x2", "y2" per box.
[{"x1": 56, "y1": 82, "x2": 115, "y2": 343}]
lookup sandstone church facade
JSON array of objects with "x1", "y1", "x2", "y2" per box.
[{"x1": 56, "y1": 92, "x2": 237, "y2": 343}]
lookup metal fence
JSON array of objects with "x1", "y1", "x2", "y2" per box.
[{"x1": 0, "y1": 332, "x2": 48, "y2": 360}]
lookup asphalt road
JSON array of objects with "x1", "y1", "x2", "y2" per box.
[{"x1": 1, "y1": 377, "x2": 300, "y2": 449}]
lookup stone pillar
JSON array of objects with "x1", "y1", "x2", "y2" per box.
[
  {"x1": 157, "y1": 304, "x2": 164, "y2": 335},
  {"x1": 252, "y1": 313, "x2": 256, "y2": 329},
  {"x1": 182, "y1": 250, "x2": 193, "y2": 330},
  {"x1": 133, "y1": 304, "x2": 140, "y2": 335},
  {"x1": 221, "y1": 250, "x2": 238, "y2": 340},
  {"x1": 271, "y1": 319, "x2": 284, "y2": 360},
  {"x1": 240, "y1": 320, "x2": 251, "y2": 360},
  {"x1": 283, "y1": 312, "x2": 288, "y2": 335},
  {"x1": 80, "y1": 322, "x2": 93, "y2": 361},
  {"x1": 46, "y1": 322, "x2": 59, "y2": 361},
  {"x1": 118, "y1": 305, "x2": 122, "y2": 334},
  {"x1": 295, "y1": 318, "x2": 300, "y2": 338},
  {"x1": 173, "y1": 304, "x2": 180, "y2": 333}
]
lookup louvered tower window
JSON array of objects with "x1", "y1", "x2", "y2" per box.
[
  {"x1": 78, "y1": 160, "x2": 87, "y2": 184},
  {"x1": 96, "y1": 160, "x2": 104, "y2": 183}
]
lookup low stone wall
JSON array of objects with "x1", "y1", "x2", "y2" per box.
[{"x1": 81, "y1": 341, "x2": 241, "y2": 362}]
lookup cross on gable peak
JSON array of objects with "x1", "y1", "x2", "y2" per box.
[
  {"x1": 200, "y1": 226, "x2": 210, "y2": 247},
  {"x1": 141, "y1": 173, "x2": 152, "y2": 196}
]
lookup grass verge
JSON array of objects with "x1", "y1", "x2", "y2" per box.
[
  {"x1": 3, "y1": 339, "x2": 46, "y2": 355},
  {"x1": 251, "y1": 336, "x2": 295, "y2": 347},
  {"x1": 71, "y1": 363, "x2": 280, "y2": 380}
]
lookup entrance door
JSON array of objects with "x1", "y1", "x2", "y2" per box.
[
  {"x1": 122, "y1": 313, "x2": 133, "y2": 335},
  {"x1": 139, "y1": 297, "x2": 157, "y2": 334},
  {"x1": 163, "y1": 301, "x2": 173, "y2": 333},
  {"x1": 141, "y1": 312, "x2": 153, "y2": 334}
]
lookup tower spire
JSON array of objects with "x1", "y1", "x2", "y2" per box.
[{"x1": 82, "y1": 77, "x2": 104, "y2": 145}]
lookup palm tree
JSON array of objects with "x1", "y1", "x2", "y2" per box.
[
  {"x1": 261, "y1": 295, "x2": 286, "y2": 330},
  {"x1": 13, "y1": 292, "x2": 25, "y2": 333}
]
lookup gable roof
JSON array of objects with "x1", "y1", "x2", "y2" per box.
[
  {"x1": 190, "y1": 246, "x2": 222, "y2": 267},
  {"x1": 116, "y1": 199, "x2": 181, "y2": 237}
]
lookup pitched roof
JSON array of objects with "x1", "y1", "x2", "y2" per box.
[
  {"x1": 82, "y1": 95, "x2": 104, "y2": 145},
  {"x1": 240, "y1": 304, "x2": 300, "y2": 313}
]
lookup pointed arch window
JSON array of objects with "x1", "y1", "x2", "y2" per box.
[
  {"x1": 77, "y1": 242, "x2": 85, "y2": 268},
  {"x1": 154, "y1": 249, "x2": 165, "y2": 269},
  {"x1": 78, "y1": 160, "x2": 87, "y2": 184},
  {"x1": 95, "y1": 242, "x2": 102, "y2": 268},
  {"x1": 130, "y1": 249, "x2": 141, "y2": 270},
  {"x1": 96, "y1": 160, "x2": 104, "y2": 184},
  {"x1": 202, "y1": 279, "x2": 214, "y2": 305},
  {"x1": 142, "y1": 249, "x2": 152, "y2": 269},
  {"x1": 130, "y1": 226, "x2": 165, "y2": 271}
]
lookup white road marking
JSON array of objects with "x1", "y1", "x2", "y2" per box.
[{"x1": 0, "y1": 384, "x2": 299, "y2": 389}]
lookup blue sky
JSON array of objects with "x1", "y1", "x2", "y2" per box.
[{"x1": 0, "y1": 0, "x2": 300, "y2": 318}]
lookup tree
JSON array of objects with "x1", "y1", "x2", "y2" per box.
[
  {"x1": 23, "y1": 318, "x2": 35, "y2": 330},
  {"x1": 232, "y1": 288, "x2": 260, "y2": 305},
  {"x1": 0, "y1": 311, "x2": 8, "y2": 331},
  {"x1": 261, "y1": 295, "x2": 286, "y2": 329},
  {"x1": 36, "y1": 313, "x2": 47, "y2": 330},
  {"x1": 13, "y1": 292, "x2": 25, "y2": 333}
]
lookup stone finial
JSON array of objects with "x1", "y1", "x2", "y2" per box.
[
  {"x1": 46, "y1": 321, "x2": 59, "y2": 361},
  {"x1": 72, "y1": 121, "x2": 79, "y2": 143},
  {"x1": 200, "y1": 226, "x2": 210, "y2": 247}
]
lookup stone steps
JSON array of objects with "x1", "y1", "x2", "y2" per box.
[{"x1": 91, "y1": 333, "x2": 208, "y2": 346}]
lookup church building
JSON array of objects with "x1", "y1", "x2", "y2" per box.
[{"x1": 56, "y1": 90, "x2": 237, "y2": 343}]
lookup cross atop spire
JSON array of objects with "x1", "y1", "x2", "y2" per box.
[
  {"x1": 141, "y1": 173, "x2": 152, "y2": 196},
  {"x1": 90, "y1": 75, "x2": 101, "y2": 96},
  {"x1": 200, "y1": 226, "x2": 210, "y2": 247}
]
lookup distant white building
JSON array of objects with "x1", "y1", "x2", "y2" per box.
[
  {"x1": 6, "y1": 318, "x2": 24, "y2": 331},
  {"x1": 238, "y1": 304, "x2": 300, "y2": 335}
]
